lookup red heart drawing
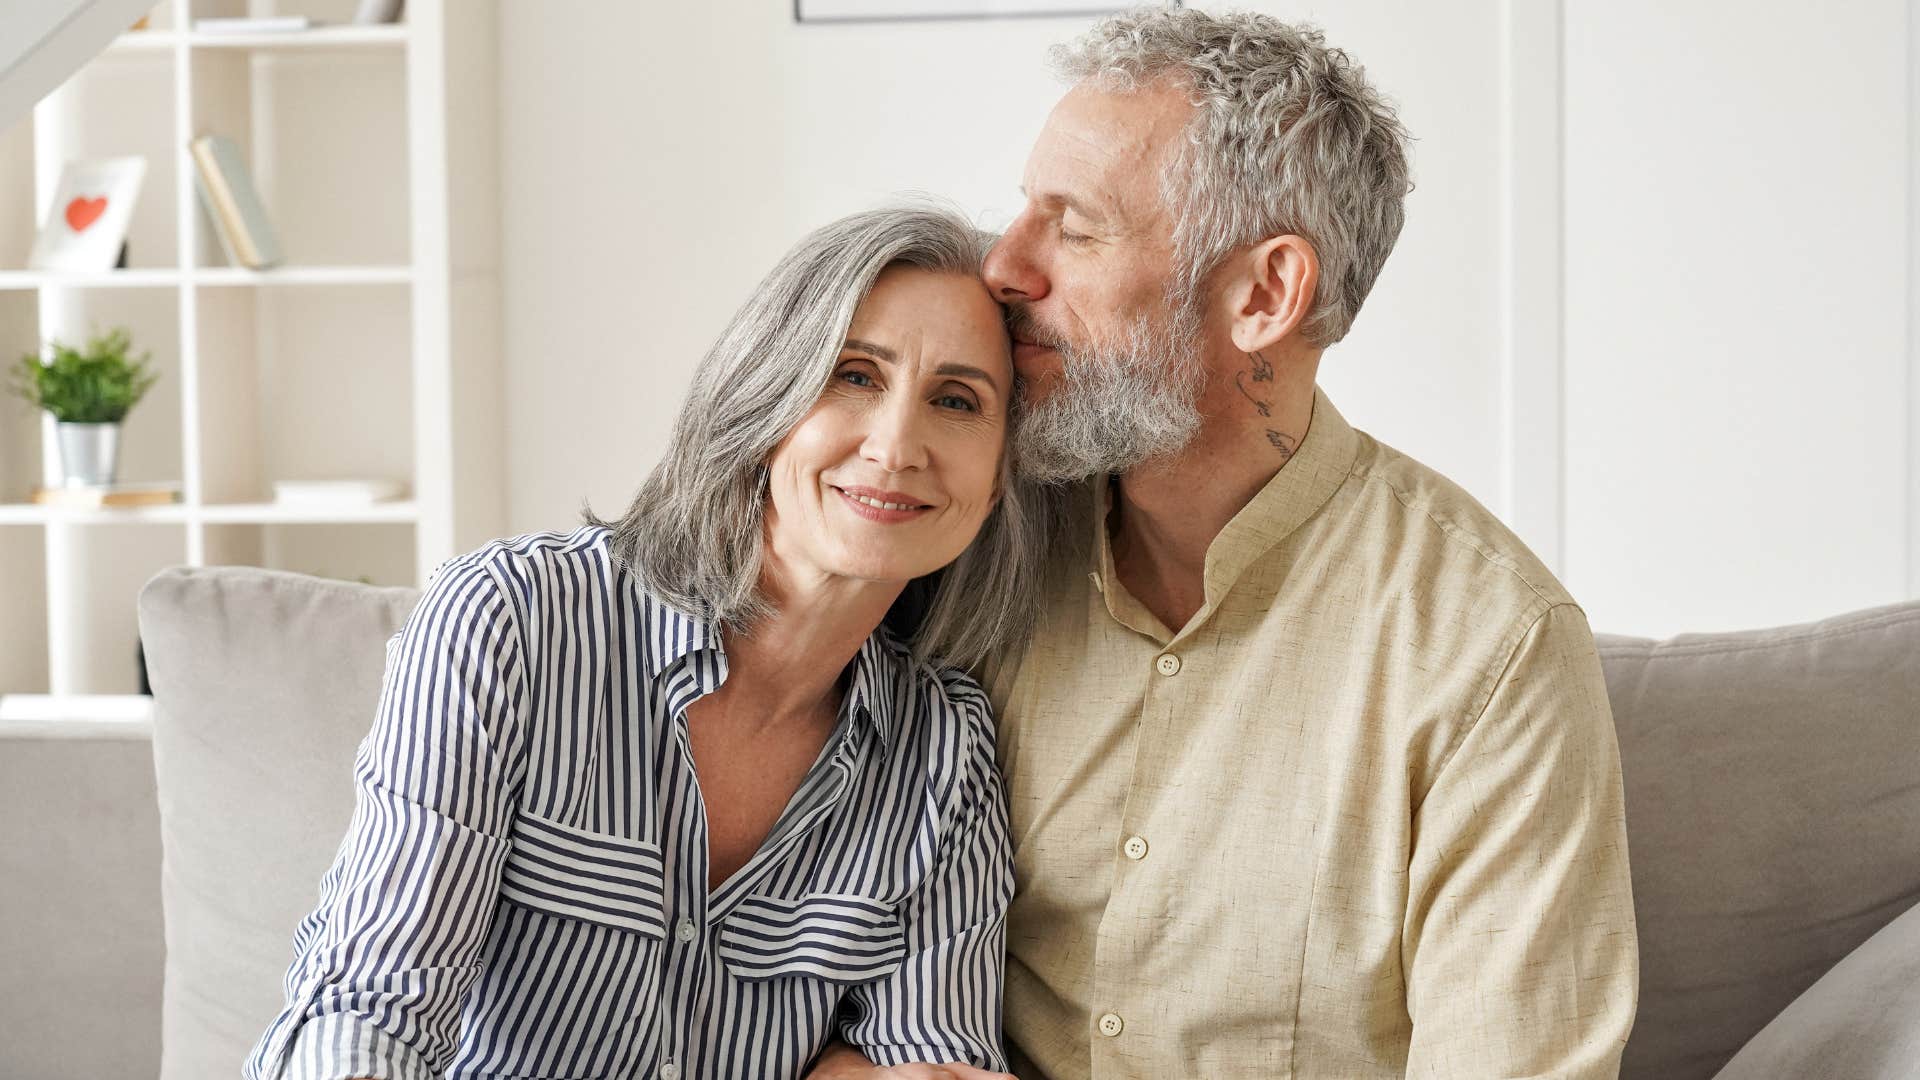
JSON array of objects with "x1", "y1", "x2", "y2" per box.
[{"x1": 65, "y1": 196, "x2": 108, "y2": 233}]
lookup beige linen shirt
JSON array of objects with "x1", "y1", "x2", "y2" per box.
[{"x1": 987, "y1": 388, "x2": 1638, "y2": 1079}]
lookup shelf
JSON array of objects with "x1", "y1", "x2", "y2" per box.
[
  {"x1": 0, "y1": 693, "x2": 155, "y2": 739},
  {"x1": 108, "y1": 26, "x2": 410, "y2": 53},
  {"x1": 0, "y1": 501, "x2": 418, "y2": 526},
  {"x1": 188, "y1": 25, "x2": 410, "y2": 51},
  {"x1": 195, "y1": 266, "x2": 414, "y2": 286},
  {"x1": 197, "y1": 500, "x2": 419, "y2": 524},
  {"x1": 0, "y1": 502, "x2": 192, "y2": 525},
  {"x1": 0, "y1": 267, "x2": 413, "y2": 290},
  {"x1": 0, "y1": 269, "x2": 183, "y2": 290}
]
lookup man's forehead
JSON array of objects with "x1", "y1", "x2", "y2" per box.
[{"x1": 1024, "y1": 81, "x2": 1190, "y2": 223}]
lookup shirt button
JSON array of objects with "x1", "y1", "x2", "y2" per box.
[
  {"x1": 1097, "y1": 1012, "x2": 1125, "y2": 1037},
  {"x1": 674, "y1": 918, "x2": 696, "y2": 943},
  {"x1": 1155, "y1": 653, "x2": 1181, "y2": 676},
  {"x1": 1122, "y1": 835, "x2": 1148, "y2": 860},
  {"x1": 660, "y1": 1064, "x2": 681, "y2": 1080}
]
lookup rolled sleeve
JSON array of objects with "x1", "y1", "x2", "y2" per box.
[
  {"x1": 1403, "y1": 602, "x2": 1640, "y2": 1079},
  {"x1": 245, "y1": 553, "x2": 528, "y2": 1080},
  {"x1": 841, "y1": 686, "x2": 1016, "y2": 1071}
]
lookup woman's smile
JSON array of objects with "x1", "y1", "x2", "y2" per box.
[{"x1": 831, "y1": 483, "x2": 935, "y2": 523}]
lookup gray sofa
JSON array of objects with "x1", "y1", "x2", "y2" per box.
[{"x1": 2, "y1": 565, "x2": 1916, "y2": 1079}]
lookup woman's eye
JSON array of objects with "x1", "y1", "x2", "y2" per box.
[
  {"x1": 838, "y1": 368, "x2": 876, "y2": 388},
  {"x1": 935, "y1": 393, "x2": 979, "y2": 413}
]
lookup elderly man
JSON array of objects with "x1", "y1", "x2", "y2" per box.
[{"x1": 819, "y1": 7, "x2": 1637, "y2": 1080}]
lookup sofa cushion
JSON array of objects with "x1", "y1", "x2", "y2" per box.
[
  {"x1": 137, "y1": 566, "x2": 420, "y2": 1080},
  {"x1": 1714, "y1": 896, "x2": 1920, "y2": 1078},
  {"x1": 1599, "y1": 600, "x2": 1920, "y2": 1080}
]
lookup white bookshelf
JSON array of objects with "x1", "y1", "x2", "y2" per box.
[{"x1": 0, "y1": 0, "x2": 503, "y2": 723}]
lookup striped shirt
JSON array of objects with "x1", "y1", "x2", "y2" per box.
[{"x1": 243, "y1": 524, "x2": 1014, "y2": 1080}]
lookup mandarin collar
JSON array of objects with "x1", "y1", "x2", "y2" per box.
[{"x1": 1091, "y1": 386, "x2": 1360, "y2": 641}]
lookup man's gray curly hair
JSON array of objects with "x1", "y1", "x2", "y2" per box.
[{"x1": 1053, "y1": 6, "x2": 1414, "y2": 346}]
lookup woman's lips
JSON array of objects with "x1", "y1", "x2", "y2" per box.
[{"x1": 832, "y1": 486, "x2": 933, "y2": 524}]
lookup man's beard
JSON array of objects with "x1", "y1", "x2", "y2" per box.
[{"x1": 1008, "y1": 292, "x2": 1207, "y2": 484}]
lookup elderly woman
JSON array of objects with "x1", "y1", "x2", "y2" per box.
[{"x1": 244, "y1": 205, "x2": 1042, "y2": 1080}]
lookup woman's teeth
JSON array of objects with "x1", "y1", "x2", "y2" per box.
[{"x1": 850, "y1": 493, "x2": 918, "y2": 511}]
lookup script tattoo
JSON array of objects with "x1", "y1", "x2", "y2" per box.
[
  {"x1": 1234, "y1": 371, "x2": 1272, "y2": 417},
  {"x1": 1266, "y1": 429, "x2": 1296, "y2": 459},
  {"x1": 1235, "y1": 350, "x2": 1278, "y2": 418}
]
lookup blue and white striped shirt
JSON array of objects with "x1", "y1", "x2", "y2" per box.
[{"x1": 244, "y1": 525, "x2": 1014, "y2": 1080}]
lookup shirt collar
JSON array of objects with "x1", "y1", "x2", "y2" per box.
[
  {"x1": 636, "y1": 581, "x2": 902, "y2": 752},
  {"x1": 841, "y1": 630, "x2": 903, "y2": 752},
  {"x1": 637, "y1": 589, "x2": 723, "y2": 683},
  {"x1": 1093, "y1": 385, "x2": 1360, "y2": 636}
]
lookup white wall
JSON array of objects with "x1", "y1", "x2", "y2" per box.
[
  {"x1": 1563, "y1": 0, "x2": 1914, "y2": 635},
  {"x1": 497, "y1": 0, "x2": 1920, "y2": 638}
]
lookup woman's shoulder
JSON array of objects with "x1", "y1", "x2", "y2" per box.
[
  {"x1": 414, "y1": 525, "x2": 644, "y2": 652},
  {"x1": 428, "y1": 523, "x2": 619, "y2": 595}
]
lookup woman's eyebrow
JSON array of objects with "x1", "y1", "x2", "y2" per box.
[
  {"x1": 846, "y1": 338, "x2": 1000, "y2": 393},
  {"x1": 843, "y1": 337, "x2": 897, "y2": 362},
  {"x1": 934, "y1": 362, "x2": 999, "y2": 387}
]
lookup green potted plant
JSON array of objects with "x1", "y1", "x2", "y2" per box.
[{"x1": 8, "y1": 327, "x2": 160, "y2": 488}]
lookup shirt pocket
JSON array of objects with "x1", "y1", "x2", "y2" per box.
[
  {"x1": 455, "y1": 809, "x2": 668, "y2": 1080},
  {"x1": 497, "y1": 806, "x2": 669, "y2": 938},
  {"x1": 717, "y1": 892, "x2": 908, "y2": 984}
]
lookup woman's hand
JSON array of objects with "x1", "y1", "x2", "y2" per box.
[{"x1": 807, "y1": 1042, "x2": 1016, "y2": 1080}]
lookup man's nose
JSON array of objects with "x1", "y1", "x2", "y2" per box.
[
  {"x1": 861, "y1": 398, "x2": 930, "y2": 473},
  {"x1": 983, "y1": 214, "x2": 1050, "y2": 304}
]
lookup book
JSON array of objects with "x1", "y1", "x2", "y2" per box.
[
  {"x1": 190, "y1": 155, "x2": 245, "y2": 268},
  {"x1": 272, "y1": 479, "x2": 406, "y2": 506},
  {"x1": 193, "y1": 16, "x2": 317, "y2": 33},
  {"x1": 31, "y1": 482, "x2": 181, "y2": 508},
  {"x1": 189, "y1": 134, "x2": 284, "y2": 270}
]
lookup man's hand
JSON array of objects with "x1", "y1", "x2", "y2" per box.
[
  {"x1": 807, "y1": 1041, "x2": 1015, "y2": 1080},
  {"x1": 860, "y1": 1067, "x2": 1014, "y2": 1080}
]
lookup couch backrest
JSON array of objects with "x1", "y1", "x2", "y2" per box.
[
  {"x1": 1599, "y1": 600, "x2": 1920, "y2": 1080},
  {"x1": 137, "y1": 565, "x2": 421, "y2": 1080}
]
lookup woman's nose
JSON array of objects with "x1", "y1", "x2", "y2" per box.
[
  {"x1": 860, "y1": 398, "x2": 930, "y2": 473},
  {"x1": 983, "y1": 214, "x2": 1050, "y2": 304}
]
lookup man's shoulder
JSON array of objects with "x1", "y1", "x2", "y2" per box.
[{"x1": 1339, "y1": 429, "x2": 1575, "y2": 612}]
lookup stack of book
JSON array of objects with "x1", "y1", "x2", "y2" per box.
[
  {"x1": 189, "y1": 133, "x2": 284, "y2": 270},
  {"x1": 31, "y1": 482, "x2": 182, "y2": 509},
  {"x1": 272, "y1": 479, "x2": 407, "y2": 506}
]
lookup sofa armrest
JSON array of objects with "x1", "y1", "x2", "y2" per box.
[{"x1": 0, "y1": 726, "x2": 164, "y2": 1079}]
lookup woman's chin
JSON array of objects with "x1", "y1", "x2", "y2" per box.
[{"x1": 822, "y1": 546, "x2": 959, "y2": 587}]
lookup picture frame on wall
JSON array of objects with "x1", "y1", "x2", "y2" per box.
[
  {"x1": 796, "y1": 0, "x2": 1175, "y2": 22},
  {"x1": 27, "y1": 156, "x2": 146, "y2": 272}
]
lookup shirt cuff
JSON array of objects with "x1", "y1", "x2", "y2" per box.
[
  {"x1": 268, "y1": 1013, "x2": 441, "y2": 1080},
  {"x1": 860, "y1": 1040, "x2": 1005, "y2": 1072}
]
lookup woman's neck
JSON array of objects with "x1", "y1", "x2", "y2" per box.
[{"x1": 712, "y1": 551, "x2": 903, "y2": 732}]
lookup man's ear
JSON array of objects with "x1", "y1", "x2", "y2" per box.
[{"x1": 1228, "y1": 234, "x2": 1319, "y2": 353}]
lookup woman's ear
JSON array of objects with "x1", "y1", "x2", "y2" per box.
[{"x1": 1228, "y1": 234, "x2": 1320, "y2": 354}]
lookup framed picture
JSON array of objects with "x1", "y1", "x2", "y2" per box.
[
  {"x1": 796, "y1": 0, "x2": 1170, "y2": 22},
  {"x1": 28, "y1": 156, "x2": 146, "y2": 272}
]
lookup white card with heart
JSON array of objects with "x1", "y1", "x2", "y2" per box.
[{"x1": 28, "y1": 157, "x2": 148, "y2": 272}]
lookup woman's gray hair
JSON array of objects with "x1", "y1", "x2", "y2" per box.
[
  {"x1": 582, "y1": 201, "x2": 1047, "y2": 671},
  {"x1": 1053, "y1": 6, "x2": 1414, "y2": 346}
]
